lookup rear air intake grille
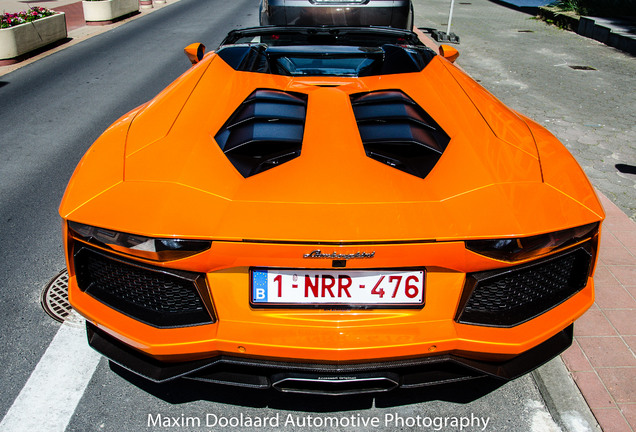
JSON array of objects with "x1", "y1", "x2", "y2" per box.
[
  {"x1": 74, "y1": 247, "x2": 213, "y2": 328},
  {"x1": 215, "y1": 89, "x2": 308, "y2": 177},
  {"x1": 457, "y1": 245, "x2": 593, "y2": 327},
  {"x1": 350, "y1": 90, "x2": 450, "y2": 179}
]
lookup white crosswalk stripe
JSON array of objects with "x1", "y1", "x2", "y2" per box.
[{"x1": 0, "y1": 322, "x2": 101, "y2": 432}]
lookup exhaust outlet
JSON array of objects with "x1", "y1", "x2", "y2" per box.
[{"x1": 271, "y1": 372, "x2": 399, "y2": 395}]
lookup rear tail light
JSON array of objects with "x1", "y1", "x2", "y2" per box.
[
  {"x1": 465, "y1": 222, "x2": 598, "y2": 262},
  {"x1": 68, "y1": 221, "x2": 211, "y2": 262}
]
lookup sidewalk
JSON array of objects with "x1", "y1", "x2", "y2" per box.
[
  {"x1": 561, "y1": 193, "x2": 636, "y2": 432},
  {"x1": 498, "y1": 0, "x2": 636, "y2": 54}
]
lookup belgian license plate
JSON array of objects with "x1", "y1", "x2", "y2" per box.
[{"x1": 250, "y1": 268, "x2": 424, "y2": 307}]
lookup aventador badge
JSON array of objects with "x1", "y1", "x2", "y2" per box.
[{"x1": 303, "y1": 250, "x2": 375, "y2": 259}]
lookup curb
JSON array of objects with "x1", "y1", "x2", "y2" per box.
[
  {"x1": 578, "y1": 16, "x2": 636, "y2": 55},
  {"x1": 532, "y1": 357, "x2": 601, "y2": 432},
  {"x1": 538, "y1": 6, "x2": 636, "y2": 55}
]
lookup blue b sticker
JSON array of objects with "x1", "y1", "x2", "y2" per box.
[{"x1": 252, "y1": 270, "x2": 268, "y2": 302}]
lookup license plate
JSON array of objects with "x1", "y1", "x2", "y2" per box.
[{"x1": 250, "y1": 268, "x2": 424, "y2": 307}]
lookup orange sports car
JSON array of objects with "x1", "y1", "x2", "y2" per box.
[{"x1": 59, "y1": 26, "x2": 604, "y2": 395}]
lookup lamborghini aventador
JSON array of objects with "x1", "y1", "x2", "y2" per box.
[{"x1": 59, "y1": 26, "x2": 604, "y2": 395}]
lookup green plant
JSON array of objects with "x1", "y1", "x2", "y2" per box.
[
  {"x1": 550, "y1": 0, "x2": 636, "y2": 16},
  {"x1": 551, "y1": 0, "x2": 579, "y2": 12},
  {"x1": 1, "y1": 7, "x2": 55, "y2": 29}
]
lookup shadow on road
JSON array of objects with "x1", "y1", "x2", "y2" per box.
[
  {"x1": 110, "y1": 362, "x2": 505, "y2": 411},
  {"x1": 616, "y1": 163, "x2": 636, "y2": 175}
]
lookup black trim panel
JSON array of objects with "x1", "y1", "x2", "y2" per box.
[{"x1": 86, "y1": 322, "x2": 573, "y2": 394}]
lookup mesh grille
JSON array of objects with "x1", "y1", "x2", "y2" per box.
[
  {"x1": 74, "y1": 247, "x2": 213, "y2": 328},
  {"x1": 215, "y1": 89, "x2": 307, "y2": 177},
  {"x1": 350, "y1": 90, "x2": 450, "y2": 179},
  {"x1": 457, "y1": 246, "x2": 592, "y2": 327}
]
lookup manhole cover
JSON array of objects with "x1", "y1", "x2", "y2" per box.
[
  {"x1": 569, "y1": 65, "x2": 597, "y2": 71},
  {"x1": 41, "y1": 269, "x2": 84, "y2": 326}
]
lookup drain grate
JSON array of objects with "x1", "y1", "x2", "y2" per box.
[
  {"x1": 569, "y1": 65, "x2": 597, "y2": 71},
  {"x1": 41, "y1": 269, "x2": 84, "y2": 326},
  {"x1": 517, "y1": 30, "x2": 534, "y2": 33}
]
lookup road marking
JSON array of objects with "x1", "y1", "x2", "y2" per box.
[
  {"x1": 527, "y1": 400, "x2": 563, "y2": 432},
  {"x1": 0, "y1": 322, "x2": 101, "y2": 432}
]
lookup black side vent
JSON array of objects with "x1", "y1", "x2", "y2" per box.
[
  {"x1": 215, "y1": 89, "x2": 308, "y2": 177},
  {"x1": 350, "y1": 90, "x2": 450, "y2": 179},
  {"x1": 456, "y1": 245, "x2": 593, "y2": 328},
  {"x1": 74, "y1": 247, "x2": 214, "y2": 328}
]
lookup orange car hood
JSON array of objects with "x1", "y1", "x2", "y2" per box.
[{"x1": 60, "y1": 54, "x2": 603, "y2": 241}]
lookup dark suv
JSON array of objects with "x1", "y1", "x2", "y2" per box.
[{"x1": 260, "y1": 0, "x2": 414, "y2": 29}]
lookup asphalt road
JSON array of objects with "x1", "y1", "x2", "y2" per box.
[{"x1": 1, "y1": 0, "x2": 629, "y2": 431}]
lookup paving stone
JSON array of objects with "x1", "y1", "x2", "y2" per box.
[
  {"x1": 618, "y1": 404, "x2": 636, "y2": 431},
  {"x1": 561, "y1": 342, "x2": 594, "y2": 372},
  {"x1": 596, "y1": 368, "x2": 636, "y2": 403},
  {"x1": 576, "y1": 337, "x2": 636, "y2": 367},
  {"x1": 589, "y1": 147, "x2": 613, "y2": 158},
  {"x1": 593, "y1": 408, "x2": 633, "y2": 432},
  {"x1": 604, "y1": 310, "x2": 636, "y2": 335},
  {"x1": 573, "y1": 310, "x2": 618, "y2": 337},
  {"x1": 571, "y1": 371, "x2": 616, "y2": 408}
]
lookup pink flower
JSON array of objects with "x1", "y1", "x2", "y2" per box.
[{"x1": 1, "y1": 6, "x2": 52, "y2": 26}]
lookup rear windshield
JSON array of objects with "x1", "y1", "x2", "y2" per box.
[
  {"x1": 217, "y1": 43, "x2": 435, "y2": 77},
  {"x1": 274, "y1": 55, "x2": 378, "y2": 76},
  {"x1": 222, "y1": 27, "x2": 425, "y2": 47},
  {"x1": 216, "y1": 27, "x2": 436, "y2": 77}
]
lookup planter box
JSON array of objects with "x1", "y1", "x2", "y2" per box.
[
  {"x1": 0, "y1": 13, "x2": 67, "y2": 61},
  {"x1": 83, "y1": 0, "x2": 139, "y2": 24}
]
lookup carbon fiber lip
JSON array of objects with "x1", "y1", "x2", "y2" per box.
[{"x1": 87, "y1": 322, "x2": 573, "y2": 394}]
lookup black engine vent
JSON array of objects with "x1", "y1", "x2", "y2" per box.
[
  {"x1": 350, "y1": 90, "x2": 450, "y2": 179},
  {"x1": 456, "y1": 244, "x2": 593, "y2": 327},
  {"x1": 215, "y1": 89, "x2": 308, "y2": 177}
]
